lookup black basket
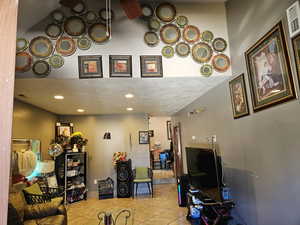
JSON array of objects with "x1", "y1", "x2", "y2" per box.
[{"x1": 98, "y1": 177, "x2": 114, "y2": 200}]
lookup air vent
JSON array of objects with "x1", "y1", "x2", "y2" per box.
[{"x1": 287, "y1": 1, "x2": 300, "y2": 38}]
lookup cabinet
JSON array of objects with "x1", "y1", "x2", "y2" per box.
[{"x1": 55, "y1": 152, "x2": 87, "y2": 204}]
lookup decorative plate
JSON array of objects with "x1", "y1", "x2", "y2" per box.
[
  {"x1": 32, "y1": 60, "x2": 51, "y2": 77},
  {"x1": 88, "y1": 23, "x2": 109, "y2": 43},
  {"x1": 144, "y1": 32, "x2": 159, "y2": 47},
  {"x1": 84, "y1": 11, "x2": 98, "y2": 24},
  {"x1": 212, "y1": 37, "x2": 227, "y2": 52},
  {"x1": 99, "y1": 8, "x2": 115, "y2": 21},
  {"x1": 49, "y1": 54, "x2": 64, "y2": 69},
  {"x1": 200, "y1": 64, "x2": 213, "y2": 77},
  {"x1": 148, "y1": 18, "x2": 161, "y2": 31},
  {"x1": 77, "y1": 36, "x2": 91, "y2": 50},
  {"x1": 15, "y1": 52, "x2": 32, "y2": 72},
  {"x1": 201, "y1": 30, "x2": 214, "y2": 42},
  {"x1": 176, "y1": 16, "x2": 188, "y2": 28},
  {"x1": 175, "y1": 42, "x2": 190, "y2": 57},
  {"x1": 156, "y1": 2, "x2": 176, "y2": 22},
  {"x1": 212, "y1": 54, "x2": 230, "y2": 72},
  {"x1": 160, "y1": 24, "x2": 181, "y2": 45},
  {"x1": 162, "y1": 45, "x2": 174, "y2": 58},
  {"x1": 29, "y1": 36, "x2": 53, "y2": 58},
  {"x1": 72, "y1": 1, "x2": 86, "y2": 14},
  {"x1": 141, "y1": 4, "x2": 153, "y2": 18},
  {"x1": 192, "y1": 42, "x2": 213, "y2": 63},
  {"x1": 51, "y1": 10, "x2": 65, "y2": 23},
  {"x1": 64, "y1": 16, "x2": 86, "y2": 36},
  {"x1": 16, "y1": 38, "x2": 29, "y2": 52},
  {"x1": 55, "y1": 36, "x2": 76, "y2": 56},
  {"x1": 183, "y1": 25, "x2": 200, "y2": 43},
  {"x1": 45, "y1": 24, "x2": 62, "y2": 39}
]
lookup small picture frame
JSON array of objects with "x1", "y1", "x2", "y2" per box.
[
  {"x1": 148, "y1": 130, "x2": 154, "y2": 137},
  {"x1": 140, "y1": 55, "x2": 163, "y2": 78},
  {"x1": 55, "y1": 122, "x2": 74, "y2": 140},
  {"x1": 139, "y1": 131, "x2": 149, "y2": 144},
  {"x1": 109, "y1": 55, "x2": 132, "y2": 77},
  {"x1": 78, "y1": 55, "x2": 103, "y2": 79},
  {"x1": 167, "y1": 120, "x2": 172, "y2": 140}
]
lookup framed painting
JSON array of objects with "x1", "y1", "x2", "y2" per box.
[
  {"x1": 140, "y1": 55, "x2": 163, "y2": 77},
  {"x1": 229, "y1": 74, "x2": 250, "y2": 119},
  {"x1": 55, "y1": 122, "x2": 74, "y2": 140},
  {"x1": 292, "y1": 33, "x2": 300, "y2": 88},
  {"x1": 139, "y1": 131, "x2": 149, "y2": 144},
  {"x1": 167, "y1": 120, "x2": 172, "y2": 140},
  {"x1": 109, "y1": 55, "x2": 132, "y2": 77},
  {"x1": 148, "y1": 130, "x2": 154, "y2": 137},
  {"x1": 245, "y1": 21, "x2": 296, "y2": 112},
  {"x1": 78, "y1": 55, "x2": 103, "y2": 79}
]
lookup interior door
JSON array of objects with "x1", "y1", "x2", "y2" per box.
[{"x1": 173, "y1": 123, "x2": 183, "y2": 177}]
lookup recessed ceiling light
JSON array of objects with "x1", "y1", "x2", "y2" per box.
[
  {"x1": 126, "y1": 107, "x2": 133, "y2": 111},
  {"x1": 125, "y1": 93, "x2": 134, "y2": 98},
  {"x1": 54, "y1": 95, "x2": 64, "y2": 100},
  {"x1": 77, "y1": 109, "x2": 85, "y2": 113}
]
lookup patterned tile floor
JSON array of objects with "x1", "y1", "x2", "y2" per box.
[
  {"x1": 153, "y1": 169, "x2": 174, "y2": 179},
  {"x1": 67, "y1": 184, "x2": 189, "y2": 225}
]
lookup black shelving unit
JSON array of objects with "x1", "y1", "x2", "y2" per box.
[{"x1": 55, "y1": 152, "x2": 87, "y2": 204}]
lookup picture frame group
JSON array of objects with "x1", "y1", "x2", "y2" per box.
[{"x1": 78, "y1": 55, "x2": 163, "y2": 79}]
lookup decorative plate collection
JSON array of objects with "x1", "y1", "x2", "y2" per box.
[
  {"x1": 15, "y1": 1, "x2": 114, "y2": 77},
  {"x1": 142, "y1": 2, "x2": 231, "y2": 77}
]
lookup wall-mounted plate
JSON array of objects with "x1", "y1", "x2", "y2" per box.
[
  {"x1": 201, "y1": 30, "x2": 214, "y2": 42},
  {"x1": 141, "y1": 4, "x2": 154, "y2": 18},
  {"x1": 175, "y1": 42, "x2": 190, "y2": 57},
  {"x1": 144, "y1": 32, "x2": 159, "y2": 47},
  {"x1": 148, "y1": 18, "x2": 161, "y2": 31},
  {"x1": 88, "y1": 23, "x2": 109, "y2": 44},
  {"x1": 77, "y1": 36, "x2": 91, "y2": 50},
  {"x1": 51, "y1": 10, "x2": 65, "y2": 23},
  {"x1": 212, "y1": 54, "x2": 230, "y2": 72},
  {"x1": 55, "y1": 36, "x2": 76, "y2": 56},
  {"x1": 32, "y1": 60, "x2": 51, "y2": 77},
  {"x1": 16, "y1": 38, "x2": 29, "y2": 52},
  {"x1": 212, "y1": 37, "x2": 227, "y2": 52},
  {"x1": 49, "y1": 54, "x2": 64, "y2": 69},
  {"x1": 162, "y1": 45, "x2": 174, "y2": 58},
  {"x1": 45, "y1": 23, "x2": 62, "y2": 39},
  {"x1": 84, "y1": 11, "x2": 98, "y2": 24},
  {"x1": 15, "y1": 52, "x2": 32, "y2": 72},
  {"x1": 176, "y1": 15, "x2": 188, "y2": 28},
  {"x1": 99, "y1": 8, "x2": 115, "y2": 21},
  {"x1": 72, "y1": 0, "x2": 86, "y2": 14},
  {"x1": 183, "y1": 25, "x2": 200, "y2": 43},
  {"x1": 155, "y1": 2, "x2": 176, "y2": 22},
  {"x1": 160, "y1": 24, "x2": 181, "y2": 45},
  {"x1": 200, "y1": 64, "x2": 213, "y2": 77},
  {"x1": 64, "y1": 16, "x2": 86, "y2": 37},
  {"x1": 192, "y1": 42, "x2": 213, "y2": 63},
  {"x1": 29, "y1": 36, "x2": 53, "y2": 58}
]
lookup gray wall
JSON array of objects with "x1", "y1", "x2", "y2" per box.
[
  {"x1": 58, "y1": 114, "x2": 150, "y2": 197},
  {"x1": 12, "y1": 100, "x2": 58, "y2": 160},
  {"x1": 173, "y1": 0, "x2": 300, "y2": 224}
]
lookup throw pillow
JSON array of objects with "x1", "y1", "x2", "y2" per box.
[
  {"x1": 24, "y1": 201, "x2": 59, "y2": 220},
  {"x1": 23, "y1": 183, "x2": 43, "y2": 195}
]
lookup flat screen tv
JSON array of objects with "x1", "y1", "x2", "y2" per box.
[{"x1": 186, "y1": 147, "x2": 223, "y2": 200}]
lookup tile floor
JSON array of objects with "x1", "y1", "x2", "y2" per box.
[{"x1": 67, "y1": 183, "x2": 189, "y2": 225}]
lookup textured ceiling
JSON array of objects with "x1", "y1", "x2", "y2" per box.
[{"x1": 14, "y1": 77, "x2": 229, "y2": 116}]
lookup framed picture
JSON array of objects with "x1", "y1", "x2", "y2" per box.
[
  {"x1": 109, "y1": 55, "x2": 132, "y2": 77},
  {"x1": 78, "y1": 55, "x2": 103, "y2": 79},
  {"x1": 245, "y1": 21, "x2": 296, "y2": 112},
  {"x1": 167, "y1": 120, "x2": 172, "y2": 140},
  {"x1": 139, "y1": 131, "x2": 149, "y2": 144},
  {"x1": 229, "y1": 74, "x2": 250, "y2": 119},
  {"x1": 148, "y1": 130, "x2": 154, "y2": 137},
  {"x1": 292, "y1": 33, "x2": 300, "y2": 88},
  {"x1": 140, "y1": 55, "x2": 163, "y2": 77},
  {"x1": 56, "y1": 122, "x2": 74, "y2": 140}
]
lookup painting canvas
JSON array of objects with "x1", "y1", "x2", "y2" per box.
[
  {"x1": 139, "y1": 131, "x2": 149, "y2": 144},
  {"x1": 167, "y1": 121, "x2": 172, "y2": 140},
  {"x1": 78, "y1": 55, "x2": 103, "y2": 79},
  {"x1": 109, "y1": 55, "x2": 132, "y2": 77},
  {"x1": 140, "y1": 55, "x2": 163, "y2": 77},
  {"x1": 56, "y1": 122, "x2": 74, "y2": 140},
  {"x1": 229, "y1": 74, "x2": 250, "y2": 119},
  {"x1": 245, "y1": 21, "x2": 295, "y2": 112},
  {"x1": 292, "y1": 33, "x2": 300, "y2": 88}
]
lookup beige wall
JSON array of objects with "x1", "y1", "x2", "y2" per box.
[
  {"x1": 149, "y1": 116, "x2": 171, "y2": 151},
  {"x1": 12, "y1": 100, "x2": 57, "y2": 160},
  {"x1": 58, "y1": 114, "x2": 150, "y2": 196}
]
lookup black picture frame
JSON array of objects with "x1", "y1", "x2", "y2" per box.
[
  {"x1": 78, "y1": 55, "x2": 103, "y2": 79},
  {"x1": 148, "y1": 130, "x2": 154, "y2": 137},
  {"x1": 109, "y1": 55, "x2": 132, "y2": 78},
  {"x1": 167, "y1": 120, "x2": 172, "y2": 140},
  {"x1": 55, "y1": 122, "x2": 74, "y2": 141},
  {"x1": 140, "y1": 55, "x2": 163, "y2": 77},
  {"x1": 292, "y1": 33, "x2": 300, "y2": 90},
  {"x1": 139, "y1": 131, "x2": 149, "y2": 144}
]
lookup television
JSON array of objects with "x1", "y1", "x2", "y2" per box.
[{"x1": 186, "y1": 147, "x2": 223, "y2": 200}]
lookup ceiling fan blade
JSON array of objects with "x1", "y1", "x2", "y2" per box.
[{"x1": 120, "y1": 0, "x2": 142, "y2": 19}]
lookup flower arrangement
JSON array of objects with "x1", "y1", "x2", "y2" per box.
[
  {"x1": 70, "y1": 132, "x2": 88, "y2": 150},
  {"x1": 112, "y1": 152, "x2": 127, "y2": 166}
]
